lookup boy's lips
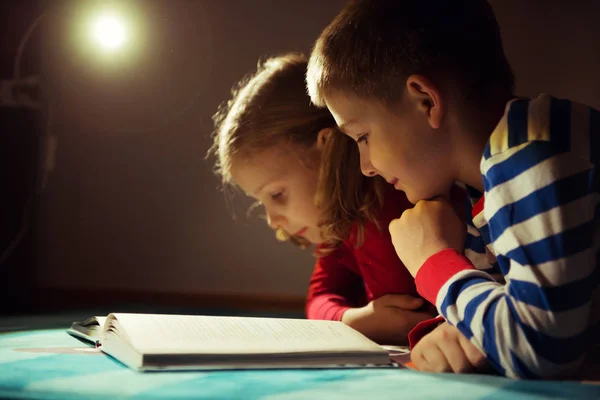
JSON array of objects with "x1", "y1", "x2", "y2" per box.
[{"x1": 388, "y1": 178, "x2": 399, "y2": 186}]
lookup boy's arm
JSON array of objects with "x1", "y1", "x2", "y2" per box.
[
  {"x1": 417, "y1": 138, "x2": 597, "y2": 379},
  {"x1": 306, "y1": 244, "x2": 366, "y2": 321}
]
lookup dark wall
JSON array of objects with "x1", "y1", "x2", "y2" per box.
[
  {"x1": 0, "y1": 1, "x2": 42, "y2": 313},
  {"x1": 491, "y1": 0, "x2": 600, "y2": 109},
  {"x1": 35, "y1": 0, "x2": 347, "y2": 299},
  {"x1": 2, "y1": 1, "x2": 599, "y2": 312}
]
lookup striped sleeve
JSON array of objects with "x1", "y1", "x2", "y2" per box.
[
  {"x1": 464, "y1": 218, "x2": 503, "y2": 280},
  {"x1": 417, "y1": 96, "x2": 600, "y2": 378}
]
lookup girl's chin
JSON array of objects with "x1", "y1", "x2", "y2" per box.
[
  {"x1": 304, "y1": 232, "x2": 323, "y2": 245},
  {"x1": 289, "y1": 231, "x2": 320, "y2": 247},
  {"x1": 305, "y1": 236, "x2": 320, "y2": 245}
]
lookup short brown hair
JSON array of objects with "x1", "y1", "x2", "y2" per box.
[
  {"x1": 208, "y1": 53, "x2": 385, "y2": 250},
  {"x1": 307, "y1": 0, "x2": 514, "y2": 107}
]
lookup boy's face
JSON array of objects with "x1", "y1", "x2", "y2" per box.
[
  {"x1": 325, "y1": 89, "x2": 454, "y2": 204},
  {"x1": 231, "y1": 145, "x2": 324, "y2": 244}
]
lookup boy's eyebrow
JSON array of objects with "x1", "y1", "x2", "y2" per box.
[{"x1": 338, "y1": 120, "x2": 357, "y2": 134}]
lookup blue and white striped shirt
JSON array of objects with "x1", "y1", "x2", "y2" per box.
[{"x1": 417, "y1": 94, "x2": 600, "y2": 379}]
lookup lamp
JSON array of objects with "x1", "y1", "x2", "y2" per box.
[{"x1": 0, "y1": 4, "x2": 132, "y2": 267}]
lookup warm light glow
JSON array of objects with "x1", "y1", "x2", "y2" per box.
[{"x1": 92, "y1": 14, "x2": 127, "y2": 50}]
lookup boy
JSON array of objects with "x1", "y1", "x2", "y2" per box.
[{"x1": 307, "y1": 0, "x2": 600, "y2": 379}]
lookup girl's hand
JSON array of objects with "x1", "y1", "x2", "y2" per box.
[{"x1": 342, "y1": 294, "x2": 436, "y2": 345}]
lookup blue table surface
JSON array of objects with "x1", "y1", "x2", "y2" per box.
[{"x1": 2, "y1": 313, "x2": 600, "y2": 400}]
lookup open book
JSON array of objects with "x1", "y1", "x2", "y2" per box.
[
  {"x1": 67, "y1": 316, "x2": 107, "y2": 344},
  {"x1": 67, "y1": 313, "x2": 395, "y2": 371}
]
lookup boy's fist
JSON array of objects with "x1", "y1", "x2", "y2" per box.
[
  {"x1": 389, "y1": 197, "x2": 466, "y2": 277},
  {"x1": 411, "y1": 322, "x2": 487, "y2": 373}
]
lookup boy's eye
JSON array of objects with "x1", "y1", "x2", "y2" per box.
[{"x1": 357, "y1": 133, "x2": 369, "y2": 145}]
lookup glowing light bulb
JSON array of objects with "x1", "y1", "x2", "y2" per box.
[{"x1": 93, "y1": 14, "x2": 127, "y2": 50}]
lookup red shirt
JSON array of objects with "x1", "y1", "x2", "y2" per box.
[{"x1": 306, "y1": 189, "x2": 416, "y2": 320}]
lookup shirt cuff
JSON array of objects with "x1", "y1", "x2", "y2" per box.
[
  {"x1": 306, "y1": 299, "x2": 352, "y2": 321},
  {"x1": 334, "y1": 306, "x2": 352, "y2": 321},
  {"x1": 415, "y1": 248, "x2": 477, "y2": 305},
  {"x1": 408, "y1": 316, "x2": 446, "y2": 349}
]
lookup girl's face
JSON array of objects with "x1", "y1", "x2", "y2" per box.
[{"x1": 231, "y1": 143, "x2": 324, "y2": 245}]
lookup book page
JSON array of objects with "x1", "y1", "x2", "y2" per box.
[
  {"x1": 67, "y1": 316, "x2": 108, "y2": 344},
  {"x1": 96, "y1": 316, "x2": 107, "y2": 329},
  {"x1": 108, "y1": 314, "x2": 385, "y2": 355}
]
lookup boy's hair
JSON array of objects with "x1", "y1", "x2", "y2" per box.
[
  {"x1": 208, "y1": 53, "x2": 385, "y2": 250},
  {"x1": 307, "y1": 0, "x2": 514, "y2": 108}
]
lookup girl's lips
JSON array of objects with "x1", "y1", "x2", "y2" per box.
[{"x1": 294, "y1": 227, "x2": 308, "y2": 237}]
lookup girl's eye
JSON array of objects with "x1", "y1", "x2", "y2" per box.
[
  {"x1": 271, "y1": 191, "x2": 284, "y2": 200},
  {"x1": 357, "y1": 133, "x2": 369, "y2": 145}
]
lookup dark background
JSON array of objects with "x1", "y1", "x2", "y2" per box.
[{"x1": 1, "y1": 0, "x2": 599, "y2": 315}]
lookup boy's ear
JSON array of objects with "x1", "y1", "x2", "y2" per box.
[
  {"x1": 405, "y1": 75, "x2": 445, "y2": 129},
  {"x1": 316, "y1": 128, "x2": 333, "y2": 151}
]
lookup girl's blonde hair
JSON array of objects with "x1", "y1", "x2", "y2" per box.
[{"x1": 208, "y1": 53, "x2": 386, "y2": 251}]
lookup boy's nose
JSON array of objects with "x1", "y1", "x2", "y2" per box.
[{"x1": 360, "y1": 158, "x2": 378, "y2": 177}]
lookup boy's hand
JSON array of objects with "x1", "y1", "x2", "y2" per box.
[
  {"x1": 389, "y1": 197, "x2": 466, "y2": 277},
  {"x1": 342, "y1": 294, "x2": 436, "y2": 345},
  {"x1": 411, "y1": 322, "x2": 487, "y2": 373}
]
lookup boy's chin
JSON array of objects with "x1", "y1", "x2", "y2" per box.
[
  {"x1": 405, "y1": 189, "x2": 442, "y2": 205},
  {"x1": 403, "y1": 190, "x2": 425, "y2": 205}
]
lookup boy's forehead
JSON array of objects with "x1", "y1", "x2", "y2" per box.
[{"x1": 325, "y1": 90, "x2": 370, "y2": 126}]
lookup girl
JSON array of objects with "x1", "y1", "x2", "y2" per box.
[{"x1": 209, "y1": 53, "x2": 434, "y2": 345}]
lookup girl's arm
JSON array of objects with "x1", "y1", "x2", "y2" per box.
[{"x1": 306, "y1": 243, "x2": 367, "y2": 320}]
